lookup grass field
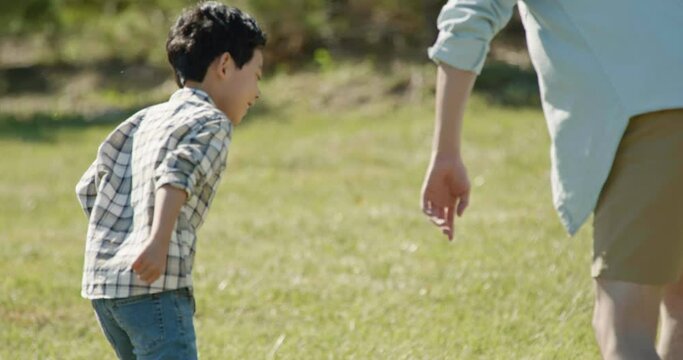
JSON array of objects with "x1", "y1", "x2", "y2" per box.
[{"x1": 0, "y1": 63, "x2": 598, "y2": 359}]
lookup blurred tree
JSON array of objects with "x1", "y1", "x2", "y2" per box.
[
  {"x1": 0, "y1": 1, "x2": 61, "y2": 35},
  {"x1": 244, "y1": 0, "x2": 328, "y2": 64},
  {"x1": 0, "y1": 0, "x2": 526, "y2": 66}
]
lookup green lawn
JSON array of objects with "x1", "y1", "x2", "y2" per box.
[{"x1": 0, "y1": 64, "x2": 598, "y2": 359}]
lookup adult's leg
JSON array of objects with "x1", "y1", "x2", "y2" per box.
[
  {"x1": 592, "y1": 110, "x2": 683, "y2": 359},
  {"x1": 593, "y1": 279, "x2": 661, "y2": 360},
  {"x1": 658, "y1": 275, "x2": 683, "y2": 359}
]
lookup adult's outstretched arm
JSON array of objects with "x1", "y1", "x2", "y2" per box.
[{"x1": 421, "y1": 63, "x2": 477, "y2": 241}]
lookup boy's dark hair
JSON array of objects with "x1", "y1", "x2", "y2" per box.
[{"x1": 166, "y1": 1, "x2": 267, "y2": 87}]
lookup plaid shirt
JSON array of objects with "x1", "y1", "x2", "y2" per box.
[{"x1": 76, "y1": 88, "x2": 232, "y2": 299}]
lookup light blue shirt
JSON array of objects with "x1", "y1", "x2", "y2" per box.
[{"x1": 429, "y1": 0, "x2": 683, "y2": 235}]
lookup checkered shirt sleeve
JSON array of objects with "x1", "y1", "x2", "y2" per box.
[{"x1": 155, "y1": 117, "x2": 230, "y2": 200}]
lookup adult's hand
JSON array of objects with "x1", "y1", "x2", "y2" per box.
[{"x1": 421, "y1": 154, "x2": 470, "y2": 240}]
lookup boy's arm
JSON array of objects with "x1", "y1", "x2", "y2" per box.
[
  {"x1": 133, "y1": 116, "x2": 231, "y2": 285},
  {"x1": 132, "y1": 184, "x2": 187, "y2": 284},
  {"x1": 421, "y1": 64, "x2": 477, "y2": 241}
]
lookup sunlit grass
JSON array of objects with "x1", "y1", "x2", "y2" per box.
[{"x1": 0, "y1": 64, "x2": 597, "y2": 359}]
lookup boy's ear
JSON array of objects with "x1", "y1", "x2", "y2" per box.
[{"x1": 217, "y1": 52, "x2": 235, "y2": 79}]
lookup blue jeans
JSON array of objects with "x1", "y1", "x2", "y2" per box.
[{"x1": 91, "y1": 288, "x2": 197, "y2": 360}]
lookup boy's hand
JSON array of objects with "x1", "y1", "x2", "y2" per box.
[
  {"x1": 132, "y1": 238, "x2": 169, "y2": 284},
  {"x1": 421, "y1": 154, "x2": 470, "y2": 241}
]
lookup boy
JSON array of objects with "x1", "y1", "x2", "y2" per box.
[{"x1": 75, "y1": 2, "x2": 266, "y2": 359}]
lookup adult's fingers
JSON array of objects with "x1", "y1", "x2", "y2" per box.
[
  {"x1": 426, "y1": 205, "x2": 449, "y2": 228},
  {"x1": 422, "y1": 198, "x2": 433, "y2": 216},
  {"x1": 444, "y1": 205, "x2": 455, "y2": 241},
  {"x1": 431, "y1": 206, "x2": 446, "y2": 225},
  {"x1": 456, "y1": 191, "x2": 470, "y2": 217}
]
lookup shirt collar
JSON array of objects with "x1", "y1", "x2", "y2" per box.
[{"x1": 170, "y1": 87, "x2": 216, "y2": 107}]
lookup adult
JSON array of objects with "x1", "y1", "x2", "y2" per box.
[{"x1": 420, "y1": 1, "x2": 683, "y2": 358}]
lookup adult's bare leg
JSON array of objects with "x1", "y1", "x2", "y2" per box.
[
  {"x1": 658, "y1": 274, "x2": 683, "y2": 359},
  {"x1": 593, "y1": 278, "x2": 661, "y2": 360}
]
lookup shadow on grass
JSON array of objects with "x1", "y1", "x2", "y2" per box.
[
  {"x1": 0, "y1": 56, "x2": 538, "y2": 143},
  {"x1": 0, "y1": 110, "x2": 133, "y2": 143},
  {"x1": 0, "y1": 98, "x2": 282, "y2": 143},
  {"x1": 0, "y1": 59, "x2": 170, "y2": 95}
]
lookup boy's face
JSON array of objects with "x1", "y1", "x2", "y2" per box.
[{"x1": 215, "y1": 49, "x2": 263, "y2": 125}]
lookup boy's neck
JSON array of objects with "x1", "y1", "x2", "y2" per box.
[
  {"x1": 183, "y1": 80, "x2": 207, "y2": 94},
  {"x1": 182, "y1": 81, "x2": 219, "y2": 107},
  {"x1": 182, "y1": 79, "x2": 235, "y2": 124}
]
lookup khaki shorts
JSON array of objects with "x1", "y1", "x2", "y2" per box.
[{"x1": 592, "y1": 109, "x2": 683, "y2": 285}]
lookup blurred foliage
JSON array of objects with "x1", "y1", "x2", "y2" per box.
[
  {"x1": 0, "y1": 0, "x2": 524, "y2": 66},
  {"x1": 0, "y1": 1, "x2": 61, "y2": 35},
  {"x1": 0, "y1": 0, "x2": 194, "y2": 64}
]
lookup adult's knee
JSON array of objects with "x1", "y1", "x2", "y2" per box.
[
  {"x1": 593, "y1": 279, "x2": 661, "y2": 359},
  {"x1": 662, "y1": 279, "x2": 683, "y2": 316}
]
